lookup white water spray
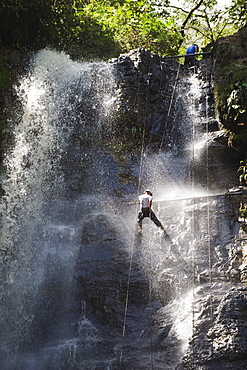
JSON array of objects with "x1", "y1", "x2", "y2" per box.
[{"x1": 0, "y1": 49, "x2": 118, "y2": 369}]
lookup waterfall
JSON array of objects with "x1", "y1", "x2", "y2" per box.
[
  {"x1": 0, "y1": 49, "x2": 118, "y2": 369},
  {"x1": 0, "y1": 50, "x2": 239, "y2": 369}
]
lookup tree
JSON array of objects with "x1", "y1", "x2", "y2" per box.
[
  {"x1": 228, "y1": 0, "x2": 247, "y2": 28},
  {"x1": 0, "y1": 0, "x2": 76, "y2": 49},
  {"x1": 81, "y1": 0, "x2": 182, "y2": 56},
  {"x1": 180, "y1": 0, "x2": 204, "y2": 39},
  {"x1": 166, "y1": 0, "x2": 241, "y2": 51}
]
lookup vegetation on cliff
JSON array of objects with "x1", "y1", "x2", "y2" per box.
[{"x1": 214, "y1": 26, "x2": 247, "y2": 157}]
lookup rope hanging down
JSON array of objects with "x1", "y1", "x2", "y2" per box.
[
  {"x1": 120, "y1": 54, "x2": 154, "y2": 366},
  {"x1": 120, "y1": 59, "x2": 182, "y2": 367},
  {"x1": 119, "y1": 52, "x2": 209, "y2": 366},
  {"x1": 190, "y1": 66, "x2": 197, "y2": 368},
  {"x1": 120, "y1": 53, "x2": 180, "y2": 367},
  {"x1": 189, "y1": 54, "x2": 215, "y2": 366},
  {"x1": 139, "y1": 56, "x2": 179, "y2": 369}
]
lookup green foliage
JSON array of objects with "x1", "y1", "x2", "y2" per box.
[
  {"x1": 168, "y1": 0, "x2": 241, "y2": 51},
  {"x1": 227, "y1": 82, "x2": 247, "y2": 116},
  {"x1": 239, "y1": 204, "x2": 247, "y2": 219},
  {"x1": 215, "y1": 62, "x2": 247, "y2": 109},
  {"x1": 82, "y1": 0, "x2": 182, "y2": 56},
  {"x1": 216, "y1": 77, "x2": 247, "y2": 155},
  {"x1": 0, "y1": 0, "x2": 119, "y2": 58},
  {"x1": 0, "y1": 0, "x2": 182, "y2": 58},
  {"x1": 0, "y1": 0, "x2": 60, "y2": 49},
  {"x1": 229, "y1": 0, "x2": 247, "y2": 28},
  {"x1": 0, "y1": 0, "x2": 245, "y2": 59},
  {"x1": 212, "y1": 24, "x2": 247, "y2": 156},
  {"x1": 64, "y1": 15, "x2": 120, "y2": 59}
]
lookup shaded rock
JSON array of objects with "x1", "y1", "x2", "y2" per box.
[{"x1": 182, "y1": 287, "x2": 247, "y2": 369}]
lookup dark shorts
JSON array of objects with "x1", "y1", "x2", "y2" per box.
[
  {"x1": 184, "y1": 54, "x2": 197, "y2": 67},
  {"x1": 138, "y1": 207, "x2": 162, "y2": 228}
]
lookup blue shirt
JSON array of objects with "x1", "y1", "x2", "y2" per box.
[{"x1": 186, "y1": 45, "x2": 198, "y2": 54}]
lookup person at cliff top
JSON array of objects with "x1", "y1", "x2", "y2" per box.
[
  {"x1": 184, "y1": 44, "x2": 199, "y2": 67},
  {"x1": 137, "y1": 189, "x2": 165, "y2": 231}
]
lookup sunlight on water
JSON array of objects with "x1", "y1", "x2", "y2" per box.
[
  {"x1": 25, "y1": 83, "x2": 46, "y2": 112},
  {"x1": 155, "y1": 184, "x2": 222, "y2": 203},
  {"x1": 173, "y1": 290, "x2": 193, "y2": 351},
  {"x1": 193, "y1": 136, "x2": 208, "y2": 160}
]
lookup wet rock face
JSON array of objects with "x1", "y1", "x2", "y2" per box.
[
  {"x1": 209, "y1": 288, "x2": 247, "y2": 361},
  {"x1": 71, "y1": 49, "x2": 247, "y2": 369},
  {"x1": 182, "y1": 287, "x2": 247, "y2": 369},
  {"x1": 74, "y1": 199, "x2": 246, "y2": 369},
  {"x1": 109, "y1": 48, "x2": 238, "y2": 191},
  {"x1": 109, "y1": 48, "x2": 184, "y2": 150},
  {"x1": 215, "y1": 26, "x2": 247, "y2": 66}
]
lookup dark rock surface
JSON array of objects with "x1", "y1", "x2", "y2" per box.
[{"x1": 73, "y1": 49, "x2": 247, "y2": 369}]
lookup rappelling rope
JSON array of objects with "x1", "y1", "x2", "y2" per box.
[
  {"x1": 119, "y1": 231, "x2": 136, "y2": 365},
  {"x1": 190, "y1": 69, "x2": 196, "y2": 369},
  {"x1": 131, "y1": 59, "x2": 181, "y2": 367},
  {"x1": 120, "y1": 53, "x2": 154, "y2": 366},
  {"x1": 205, "y1": 63, "x2": 213, "y2": 323},
  {"x1": 138, "y1": 53, "x2": 157, "y2": 194},
  {"x1": 120, "y1": 57, "x2": 183, "y2": 367},
  {"x1": 143, "y1": 57, "x2": 181, "y2": 368},
  {"x1": 190, "y1": 54, "x2": 215, "y2": 366},
  {"x1": 207, "y1": 45, "x2": 220, "y2": 365},
  {"x1": 148, "y1": 57, "x2": 180, "y2": 370},
  {"x1": 146, "y1": 59, "x2": 181, "y2": 368},
  {"x1": 120, "y1": 54, "x2": 174, "y2": 368}
]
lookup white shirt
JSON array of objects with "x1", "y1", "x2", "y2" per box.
[{"x1": 139, "y1": 193, "x2": 152, "y2": 209}]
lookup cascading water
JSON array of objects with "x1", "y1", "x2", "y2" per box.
[
  {"x1": 0, "y1": 49, "x2": 119, "y2": 369},
  {"x1": 0, "y1": 49, "x2": 240, "y2": 369}
]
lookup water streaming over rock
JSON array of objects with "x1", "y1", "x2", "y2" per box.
[{"x1": 0, "y1": 49, "x2": 243, "y2": 369}]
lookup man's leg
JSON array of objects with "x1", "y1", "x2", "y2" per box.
[
  {"x1": 150, "y1": 210, "x2": 164, "y2": 229},
  {"x1": 137, "y1": 211, "x2": 144, "y2": 229}
]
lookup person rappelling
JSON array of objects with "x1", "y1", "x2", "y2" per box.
[
  {"x1": 184, "y1": 44, "x2": 199, "y2": 68},
  {"x1": 137, "y1": 189, "x2": 165, "y2": 232}
]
